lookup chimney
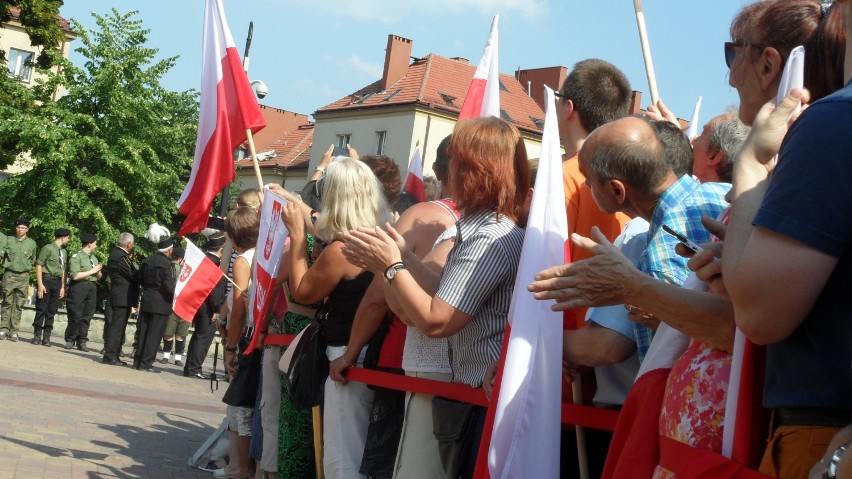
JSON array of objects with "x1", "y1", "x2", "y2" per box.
[
  {"x1": 515, "y1": 66, "x2": 567, "y2": 111},
  {"x1": 381, "y1": 35, "x2": 412, "y2": 90},
  {"x1": 629, "y1": 91, "x2": 642, "y2": 115}
]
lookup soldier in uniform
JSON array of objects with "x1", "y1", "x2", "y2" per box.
[
  {"x1": 32, "y1": 228, "x2": 70, "y2": 346},
  {"x1": 134, "y1": 224, "x2": 175, "y2": 372},
  {"x1": 64, "y1": 234, "x2": 102, "y2": 351},
  {"x1": 102, "y1": 232, "x2": 138, "y2": 366},
  {"x1": 0, "y1": 218, "x2": 37, "y2": 341},
  {"x1": 183, "y1": 232, "x2": 227, "y2": 378}
]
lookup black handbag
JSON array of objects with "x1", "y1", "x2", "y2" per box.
[
  {"x1": 432, "y1": 396, "x2": 483, "y2": 479},
  {"x1": 283, "y1": 318, "x2": 328, "y2": 409},
  {"x1": 222, "y1": 337, "x2": 263, "y2": 408}
]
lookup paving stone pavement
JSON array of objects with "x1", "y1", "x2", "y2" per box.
[{"x1": 0, "y1": 333, "x2": 229, "y2": 479}]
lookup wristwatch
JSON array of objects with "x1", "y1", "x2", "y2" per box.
[
  {"x1": 384, "y1": 262, "x2": 406, "y2": 283},
  {"x1": 825, "y1": 443, "x2": 849, "y2": 479}
]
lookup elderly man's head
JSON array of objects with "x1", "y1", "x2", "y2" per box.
[
  {"x1": 691, "y1": 112, "x2": 750, "y2": 183},
  {"x1": 578, "y1": 116, "x2": 670, "y2": 216}
]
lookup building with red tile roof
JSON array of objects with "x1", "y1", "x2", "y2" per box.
[{"x1": 308, "y1": 34, "x2": 553, "y2": 187}]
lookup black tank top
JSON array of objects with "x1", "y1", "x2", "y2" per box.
[{"x1": 320, "y1": 270, "x2": 374, "y2": 346}]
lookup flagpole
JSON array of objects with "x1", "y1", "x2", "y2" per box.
[
  {"x1": 633, "y1": 0, "x2": 660, "y2": 105},
  {"x1": 572, "y1": 379, "x2": 590, "y2": 479},
  {"x1": 312, "y1": 406, "x2": 324, "y2": 478},
  {"x1": 245, "y1": 128, "x2": 264, "y2": 189}
]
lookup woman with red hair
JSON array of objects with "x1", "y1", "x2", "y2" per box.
[{"x1": 343, "y1": 116, "x2": 530, "y2": 479}]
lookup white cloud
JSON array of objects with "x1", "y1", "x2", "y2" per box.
[
  {"x1": 290, "y1": 0, "x2": 548, "y2": 24},
  {"x1": 347, "y1": 54, "x2": 383, "y2": 80}
]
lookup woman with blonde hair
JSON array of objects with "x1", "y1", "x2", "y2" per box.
[{"x1": 281, "y1": 156, "x2": 392, "y2": 479}]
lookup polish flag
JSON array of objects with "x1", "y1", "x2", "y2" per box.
[
  {"x1": 458, "y1": 15, "x2": 500, "y2": 120},
  {"x1": 177, "y1": 0, "x2": 266, "y2": 237},
  {"x1": 685, "y1": 96, "x2": 702, "y2": 140},
  {"x1": 173, "y1": 239, "x2": 225, "y2": 322},
  {"x1": 403, "y1": 147, "x2": 425, "y2": 203},
  {"x1": 244, "y1": 189, "x2": 289, "y2": 355},
  {"x1": 721, "y1": 330, "x2": 767, "y2": 468},
  {"x1": 481, "y1": 86, "x2": 567, "y2": 478}
]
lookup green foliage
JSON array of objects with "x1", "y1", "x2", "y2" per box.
[
  {"x1": 0, "y1": 9, "x2": 199, "y2": 259},
  {"x1": 0, "y1": 0, "x2": 66, "y2": 68}
]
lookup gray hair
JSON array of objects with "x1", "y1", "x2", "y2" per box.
[
  {"x1": 709, "y1": 117, "x2": 750, "y2": 183},
  {"x1": 116, "y1": 232, "x2": 134, "y2": 248}
]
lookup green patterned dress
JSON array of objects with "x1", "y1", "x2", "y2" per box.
[{"x1": 277, "y1": 234, "x2": 320, "y2": 478}]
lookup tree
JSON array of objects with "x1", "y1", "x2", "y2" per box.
[{"x1": 0, "y1": 9, "x2": 199, "y2": 257}]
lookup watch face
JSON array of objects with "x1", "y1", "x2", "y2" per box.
[{"x1": 385, "y1": 268, "x2": 396, "y2": 281}]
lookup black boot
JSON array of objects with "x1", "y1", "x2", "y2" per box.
[
  {"x1": 77, "y1": 341, "x2": 89, "y2": 352},
  {"x1": 31, "y1": 330, "x2": 42, "y2": 345},
  {"x1": 42, "y1": 331, "x2": 52, "y2": 347}
]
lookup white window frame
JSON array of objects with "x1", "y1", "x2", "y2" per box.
[
  {"x1": 375, "y1": 130, "x2": 387, "y2": 155},
  {"x1": 7, "y1": 48, "x2": 35, "y2": 83}
]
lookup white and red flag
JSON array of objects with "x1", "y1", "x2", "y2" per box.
[
  {"x1": 403, "y1": 147, "x2": 425, "y2": 203},
  {"x1": 484, "y1": 86, "x2": 567, "y2": 478},
  {"x1": 173, "y1": 239, "x2": 225, "y2": 322},
  {"x1": 244, "y1": 189, "x2": 289, "y2": 355},
  {"x1": 458, "y1": 15, "x2": 500, "y2": 121},
  {"x1": 177, "y1": 0, "x2": 266, "y2": 237}
]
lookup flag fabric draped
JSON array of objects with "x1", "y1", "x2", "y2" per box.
[
  {"x1": 685, "y1": 96, "x2": 703, "y2": 140},
  {"x1": 173, "y1": 239, "x2": 224, "y2": 322},
  {"x1": 458, "y1": 15, "x2": 500, "y2": 120},
  {"x1": 177, "y1": 0, "x2": 266, "y2": 237},
  {"x1": 485, "y1": 86, "x2": 567, "y2": 479},
  {"x1": 722, "y1": 330, "x2": 767, "y2": 467},
  {"x1": 244, "y1": 189, "x2": 289, "y2": 355},
  {"x1": 403, "y1": 147, "x2": 426, "y2": 202}
]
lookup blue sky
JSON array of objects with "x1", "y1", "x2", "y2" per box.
[{"x1": 60, "y1": 1, "x2": 750, "y2": 125}]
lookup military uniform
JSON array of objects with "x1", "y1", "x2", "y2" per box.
[
  {"x1": 0, "y1": 221, "x2": 37, "y2": 340},
  {"x1": 102, "y1": 243, "x2": 139, "y2": 364},
  {"x1": 183, "y1": 235, "x2": 227, "y2": 377},
  {"x1": 32, "y1": 228, "x2": 70, "y2": 346},
  {"x1": 64, "y1": 235, "x2": 101, "y2": 351},
  {"x1": 134, "y1": 249, "x2": 176, "y2": 371}
]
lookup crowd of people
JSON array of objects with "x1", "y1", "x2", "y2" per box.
[{"x1": 2, "y1": 0, "x2": 850, "y2": 478}]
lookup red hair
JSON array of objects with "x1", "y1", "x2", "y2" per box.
[{"x1": 448, "y1": 117, "x2": 530, "y2": 226}]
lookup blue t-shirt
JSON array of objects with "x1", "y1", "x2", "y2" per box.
[{"x1": 753, "y1": 81, "x2": 852, "y2": 411}]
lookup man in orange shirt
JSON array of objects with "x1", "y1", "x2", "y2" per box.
[{"x1": 557, "y1": 58, "x2": 633, "y2": 327}]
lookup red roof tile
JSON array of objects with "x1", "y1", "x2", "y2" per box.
[
  {"x1": 236, "y1": 123, "x2": 314, "y2": 171},
  {"x1": 316, "y1": 54, "x2": 545, "y2": 134}
]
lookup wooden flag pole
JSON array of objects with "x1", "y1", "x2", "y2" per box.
[
  {"x1": 572, "y1": 378, "x2": 590, "y2": 479},
  {"x1": 633, "y1": 0, "x2": 660, "y2": 106},
  {"x1": 245, "y1": 128, "x2": 264, "y2": 190},
  {"x1": 312, "y1": 406, "x2": 324, "y2": 478}
]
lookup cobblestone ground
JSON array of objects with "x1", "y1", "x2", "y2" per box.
[{"x1": 0, "y1": 333, "x2": 228, "y2": 479}]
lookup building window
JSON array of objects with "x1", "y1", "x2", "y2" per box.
[
  {"x1": 336, "y1": 134, "x2": 351, "y2": 148},
  {"x1": 375, "y1": 131, "x2": 387, "y2": 155},
  {"x1": 7, "y1": 48, "x2": 35, "y2": 83},
  {"x1": 500, "y1": 109, "x2": 513, "y2": 122}
]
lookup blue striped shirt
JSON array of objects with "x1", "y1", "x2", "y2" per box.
[
  {"x1": 634, "y1": 175, "x2": 729, "y2": 361},
  {"x1": 436, "y1": 210, "x2": 525, "y2": 387}
]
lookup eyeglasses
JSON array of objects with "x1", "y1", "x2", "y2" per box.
[
  {"x1": 724, "y1": 41, "x2": 742, "y2": 69},
  {"x1": 554, "y1": 91, "x2": 567, "y2": 100}
]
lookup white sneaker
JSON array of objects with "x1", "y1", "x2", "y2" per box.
[{"x1": 213, "y1": 467, "x2": 239, "y2": 478}]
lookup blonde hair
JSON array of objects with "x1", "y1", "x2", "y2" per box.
[
  {"x1": 236, "y1": 188, "x2": 262, "y2": 211},
  {"x1": 314, "y1": 157, "x2": 392, "y2": 242}
]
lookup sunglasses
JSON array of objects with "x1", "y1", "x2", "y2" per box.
[
  {"x1": 554, "y1": 90, "x2": 567, "y2": 100},
  {"x1": 724, "y1": 41, "x2": 742, "y2": 69}
]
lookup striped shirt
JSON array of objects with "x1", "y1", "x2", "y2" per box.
[
  {"x1": 436, "y1": 210, "x2": 525, "y2": 387},
  {"x1": 634, "y1": 175, "x2": 729, "y2": 360}
]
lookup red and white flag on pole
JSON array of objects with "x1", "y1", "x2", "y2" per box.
[
  {"x1": 244, "y1": 189, "x2": 289, "y2": 355},
  {"x1": 485, "y1": 86, "x2": 567, "y2": 478},
  {"x1": 458, "y1": 15, "x2": 500, "y2": 121},
  {"x1": 177, "y1": 0, "x2": 266, "y2": 237},
  {"x1": 403, "y1": 147, "x2": 425, "y2": 202},
  {"x1": 173, "y1": 239, "x2": 225, "y2": 322}
]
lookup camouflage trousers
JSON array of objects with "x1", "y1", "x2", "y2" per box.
[{"x1": 1, "y1": 270, "x2": 30, "y2": 333}]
